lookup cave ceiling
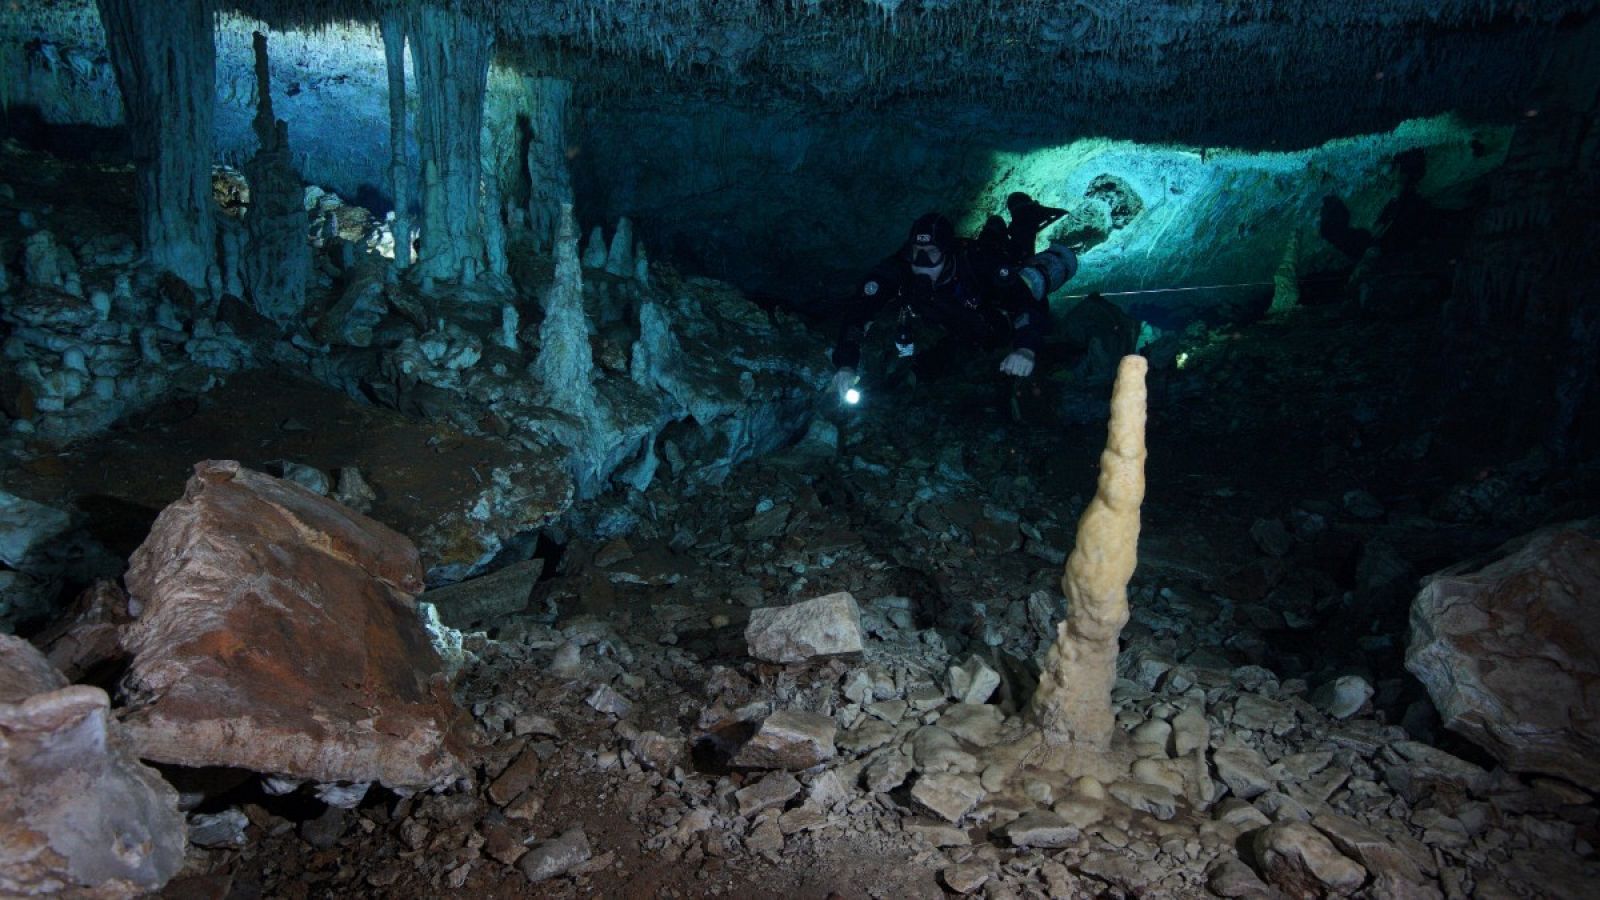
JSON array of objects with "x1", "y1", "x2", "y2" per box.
[{"x1": 223, "y1": 0, "x2": 1598, "y2": 148}]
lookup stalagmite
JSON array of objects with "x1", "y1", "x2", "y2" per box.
[
  {"x1": 241, "y1": 32, "x2": 310, "y2": 326},
  {"x1": 1031, "y1": 355, "x2": 1148, "y2": 751},
  {"x1": 604, "y1": 217, "x2": 636, "y2": 277},
  {"x1": 536, "y1": 203, "x2": 599, "y2": 422},
  {"x1": 95, "y1": 0, "x2": 216, "y2": 290},
  {"x1": 379, "y1": 11, "x2": 411, "y2": 270},
  {"x1": 1268, "y1": 232, "x2": 1299, "y2": 315},
  {"x1": 482, "y1": 167, "x2": 510, "y2": 279},
  {"x1": 408, "y1": 4, "x2": 494, "y2": 285},
  {"x1": 582, "y1": 225, "x2": 609, "y2": 269},
  {"x1": 499, "y1": 303, "x2": 519, "y2": 351},
  {"x1": 525, "y1": 77, "x2": 574, "y2": 254},
  {"x1": 634, "y1": 243, "x2": 650, "y2": 285}
]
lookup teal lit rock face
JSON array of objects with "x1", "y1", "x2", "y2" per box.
[
  {"x1": 578, "y1": 102, "x2": 1507, "y2": 324},
  {"x1": 971, "y1": 116, "x2": 1510, "y2": 325}
]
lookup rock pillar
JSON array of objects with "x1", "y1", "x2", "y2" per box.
[{"x1": 96, "y1": 0, "x2": 217, "y2": 289}]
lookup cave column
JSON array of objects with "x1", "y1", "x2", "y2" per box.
[
  {"x1": 241, "y1": 32, "x2": 310, "y2": 325},
  {"x1": 525, "y1": 77, "x2": 574, "y2": 252},
  {"x1": 379, "y1": 11, "x2": 412, "y2": 270},
  {"x1": 95, "y1": 0, "x2": 217, "y2": 290},
  {"x1": 408, "y1": 4, "x2": 494, "y2": 286}
]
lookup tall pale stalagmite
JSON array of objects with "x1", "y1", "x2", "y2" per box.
[
  {"x1": 95, "y1": 0, "x2": 216, "y2": 289},
  {"x1": 1031, "y1": 354, "x2": 1148, "y2": 750}
]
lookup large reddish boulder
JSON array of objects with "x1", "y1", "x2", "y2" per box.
[
  {"x1": 2, "y1": 634, "x2": 185, "y2": 898},
  {"x1": 119, "y1": 460, "x2": 469, "y2": 791},
  {"x1": 1407, "y1": 519, "x2": 1600, "y2": 789}
]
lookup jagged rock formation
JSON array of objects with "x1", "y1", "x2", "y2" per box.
[
  {"x1": 1, "y1": 634, "x2": 185, "y2": 898},
  {"x1": 93, "y1": 0, "x2": 216, "y2": 290},
  {"x1": 241, "y1": 30, "x2": 310, "y2": 325},
  {"x1": 1031, "y1": 355, "x2": 1147, "y2": 751},
  {"x1": 407, "y1": 4, "x2": 495, "y2": 286},
  {"x1": 118, "y1": 460, "x2": 470, "y2": 791},
  {"x1": 1407, "y1": 519, "x2": 1600, "y2": 790}
]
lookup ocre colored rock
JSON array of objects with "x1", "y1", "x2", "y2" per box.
[{"x1": 119, "y1": 461, "x2": 469, "y2": 791}]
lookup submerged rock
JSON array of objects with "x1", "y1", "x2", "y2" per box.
[
  {"x1": 1251, "y1": 821, "x2": 1367, "y2": 898},
  {"x1": 119, "y1": 461, "x2": 469, "y2": 791},
  {"x1": 745, "y1": 591, "x2": 864, "y2": 663},
  {"x1": 519, "y1": 827, "x2": 592, "y2": 883},
  {"x1": 1, "y1": 634, "x2": 185, "y2": 898},
  {"x1": 420, "y1": 558, "x2": 544, "y2": 628},
  {"x1": 731, "y1": 708, "x2": 837, "y2": 770},
  {"x1": 1407, "y1": 519, "x2": 1600, "y2": 789}
]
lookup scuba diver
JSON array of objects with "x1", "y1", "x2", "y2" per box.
[{"x1": 830, "y1": 205, "x2": 1077, "y2": 404}]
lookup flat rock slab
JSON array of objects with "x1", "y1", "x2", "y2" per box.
[
  {"x1": 519, "y1": 828, "x2": 592, "y2": 883},
  {"x1": 1213, "y1": 745, "x2": 1277, "y2": 800},
  {"x1": 936, "y1": 702, "x2": 1005, "y2": 747},
  {"x1": 732, "y1": 709, "x2": 837, "y2": 769},
  {"x1": 1407, "y1": 519, "x2": 1600, "y2": 790},
  {"x1": 119, "y1": 461, "x2": 469, "y2": 790},
  {"x1": 1003, "y1": 811, "x2": 1079, "y2": 848},
  {"x1": 1252, "y1": 820, "x2": 1367, "y2": 898},
  {"x1": 745, "y1": 591, "x2": 864, "y2": 663},
  {"x1": 735, "y1": 772, "x2": 803, "y2": 817},
  {"x1": 911, "y1": 772, "x2": 985, "y2": 823},
  {"x1": 420, "y1": 558, "x2": 544, "y2": 628},
  {"x1": 1, "y1": 634, "x2": 185, "y2": 898}
]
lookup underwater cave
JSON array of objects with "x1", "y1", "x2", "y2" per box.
[{"x1": 0, "y1": 0, "x2": 1598, "y2": 897}]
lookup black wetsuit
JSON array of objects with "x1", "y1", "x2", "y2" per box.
[{"x1": 832, "y1": 239, "x2": 1050, "y2": 371}]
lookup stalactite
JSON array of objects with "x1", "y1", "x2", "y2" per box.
[
  {"x1": 95, "y1": 0, "x2": 217, "y2": 290},
  {"x1": 408, "y1": 2, "x2": 494, "y2": 286},
  {"x1": 380, "y1": 10, "x2": 412, "y2": 270},
  {"x1": 241, "y1": 31, "x2": 310, "y2": 327},
  {"x1": 525, "y1": 76, "x2": 574, "y2": 253}
]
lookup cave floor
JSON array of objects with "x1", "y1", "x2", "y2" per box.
[
  {"x1": 130, "y1": 301, "x2": 1595, "y2": 898},
  {"x1": 6, "y1": 140, "x2": 1595, "y2": 898},
  {"x1": 5, "y1": 370, "x2": 542, "y2": 562}
]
